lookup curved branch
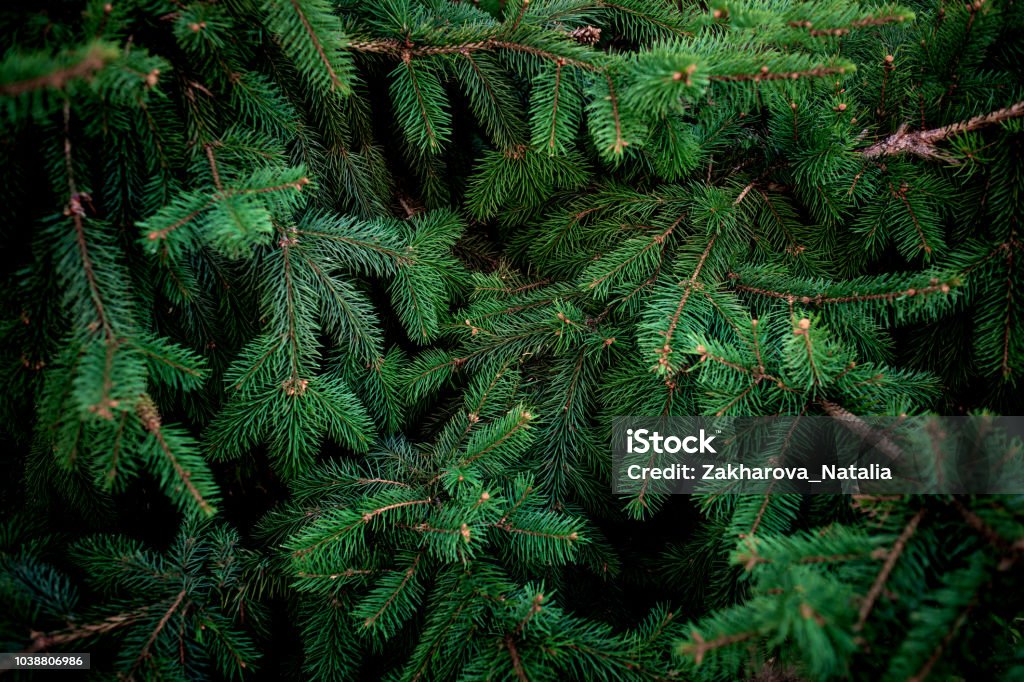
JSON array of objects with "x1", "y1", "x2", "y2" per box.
[{"x1": 860, "y1": 101, "x2": 1024, "y2": 162}]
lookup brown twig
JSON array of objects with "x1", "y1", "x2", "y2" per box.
[
  {"x1": 0, "y1": 45, "x2": 110, "y2": 96},
  {"x1": 855, "y1": 509, "x2": 926, "y2": 631},
  {"x1": 860, "y1": 101, "x2": 1024, "y2": 162}
]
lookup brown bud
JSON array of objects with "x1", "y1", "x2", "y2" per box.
[{"x1": 798, "y1": 318, "x2": 811, "y2": 330}]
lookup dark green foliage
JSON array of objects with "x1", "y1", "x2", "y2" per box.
[{"x1": 0, "y1": 0, "x2": 1022, "y2": 680}]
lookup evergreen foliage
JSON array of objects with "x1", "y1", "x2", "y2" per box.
[{"x1": 0, "y1": 0, "x2": 1022, "y2": 680}]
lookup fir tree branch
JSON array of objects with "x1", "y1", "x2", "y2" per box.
[
  {"x1": 444, "y1": 357, "x2": 517, "y2": 462},
  {"x1": 710, "y1": 65, "x2": 848, "y2": 82},
  {"x1": 279, "y1": 239, "x2": 303, "y2": 385},
  {"x1": 294, "y1": 228, "x2": 410, "y2": 262},
  {"x1": 296, "y1": 568, "x2": 375, "y2": 579},
  {"x1": 515, "y1": 592, "x2": 544, "y2": 636},
  {"x1": 145, "y1": 178, "x2": 309, "y2": 242},
  {"x1": 456, "y1": 410, "x2": 533, "y2": 470},
  {"x1": 26, "y1": 610, "x2": 146, "y2": 652},
  {"x1": 504, "y1": 633, "x2": 529, "y2": 682},
  {"x1": 545, "y1": 60, "x2": 565, "y2": 153},
  {"x1": 497, "y1": 483, "x2": 534, "y2": 528},
  {"x1": 889, "y1": 182, "x2": 932, "y2": 254},
  {"x1": 603, "y1": 74, "x2": 627, "y2": 155},
  {"x1": 361, "y1": 554, "x2": 422, "y2": 629},
  {"x1": 587, "y1": 222, "x2": 676, "y2": 291},
  {"x1": 655, "y1": 234, "x2": 716, "y2": 369},
  {"x1": 728, "y1": 274, "x2": 953, "y2": 306},
  {"x1": 0, "y1": 44, "x2": 112, "y2": 96},
  {"x1": 356, "y1": 477, "x2": 411, "y2": 488},
  {"x1": 362, "y1": 498, "x2": 432, "y2": 523},
  {"x1": 106, "y1": 411, "x2": 129, "y2": 485},
  {"x1": 679, "y1": 630, "x2": 757, "y2": 665},
  {"x1": 63, "y1": 102, "x2": 113, "y2": 340},
  {"x1": 597, "y1": 0, "x2": 692, "y2": 37},
  {"x1": 821, "y1": 401, "x2": 905, "y2": 463},
  {"x1": 855, "y1": 508, "x2": 926, "y2": 631},
  {"x1": 788, "y1": 12, "x2": 909, "y2": 37},
  {"x1": 406, "y1": 599, "x2": 474, "y2": 682},
  {"x1": 127, "y1": 340, "x2": 203, "y2": 379},
  {"x1": 129, "y1": 589, "x2": 188, "y2": 677},
  {"x1": 694, "y1": 345, "x2": 790, "y2": 389},
  {"x1": 204, "y1": 143, "x2": 224, "y2": 192},
  {"x1": 401, "y1": 60, "x2": 442, "y2": 151},
  {"x1": 348, "y1": 38, "x2": 600, "y2": 72},
  {"x1": 907, "y1": 597, "x2": 976, "y2": 682},
  {"x1": 949, "y1": 497, "x2": 1024, "y2": 563},
  {"x1": 289, "y1": 0, "x2": 346, "y2": 92},
  {"x1": 491, "y1": 524, "x2": 579, "y2": 543},
  {"x1": 138, "y1": 396, "x2": 216, "y2": 516},
  {"x1": 860, "y1": 101, "x2": 1024, "y2": 161}
]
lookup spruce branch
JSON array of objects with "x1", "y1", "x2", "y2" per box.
[
  {"x1": 654, "y1": 234, "x2": 717, "y2": 371},
  {"x1": 360, "y1": 553, "x2": 422, "y2": 630},
  {"x1": 679, "y1": 630, "x2": 757, "y2": 665},
  {"x1": 854, "y1": 508, "x2": 926, "y2": 632},
  {"x1": 710, "y1": 65, "x2": 849, "y2": 82},
  {"x1": 860, "y1": 101, "x2": 1024, "y2": 162},
  {"x1": 25, "y1": 611, "x2": 146, "y2": 653},
  {"x1": 504, "y1": 633, "x2": 529, "y2": 682},
  {"x1": 949, "y1": 497, "x2": 1024, "y2": 566},
  {"x1": 129, "y1": 589, "x2": 189, "y2": 677},
  {"x1": 289, "y1": 0, "x2": 346, "y2": 92},
  {"x1": 820, "y1": 400, "x2": 905, "y2": 464},
  {"x1": 788, "y1": 11, "x2": 910, "y2": 37},
  {"x1": 728, "y1": 274, "x2": 954, "y2": 306},
  {"x1": 143, "y1": 176, "x2": 309, "y2": 242},
  {"x1": 0, "y1": 43, "x2": 115, "y2": 97},
  {"x1": 137, "y1": 395, "x2": 217, "y2": 516},
  {"x1": 907, "y1": 597, "x2": 977, "y2": 682},
  {"x1": 63, "y1": 102, "x2": 113, "y2": 340},
  {"x1": 348, "y1": 38, "x2": 601, "y2": 72}
]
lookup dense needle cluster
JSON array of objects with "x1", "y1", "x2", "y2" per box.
[{"x1": 0, "y1": 1, "x2": 1022, "y2": 680}]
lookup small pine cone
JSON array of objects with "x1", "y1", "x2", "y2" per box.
[{"x1": 568, "y1": 25, "x2": 601, "y2": 45}]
